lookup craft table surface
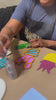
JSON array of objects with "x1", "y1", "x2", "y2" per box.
[{"x1": 0, "y1": 40, "x2": 56, "y2": 100}]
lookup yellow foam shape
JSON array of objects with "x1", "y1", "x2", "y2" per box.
[{"x1": 43, "y1": 53, "x2": 56, "y2": 63}]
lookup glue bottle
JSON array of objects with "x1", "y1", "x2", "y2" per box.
[{"x1": 6, "y1": 58, "x2": 17, "y2": 80}]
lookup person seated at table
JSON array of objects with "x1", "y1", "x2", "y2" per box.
[{"x1": 0, "y1": 0, "x2": 56, "y2": 56}]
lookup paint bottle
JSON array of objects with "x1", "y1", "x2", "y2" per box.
[{"x1": 6, "y1": 58, "x2": 17, "y2": 80}]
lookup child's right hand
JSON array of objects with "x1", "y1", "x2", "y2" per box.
[{"x1": 0, "y1": 33, "x2": 11, "y2": 57}]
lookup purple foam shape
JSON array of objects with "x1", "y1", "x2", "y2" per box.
[
  {"x1": 25, "y1": 54, "x2": 32, "y2": 58},
  {"x1": 37, "y1": 60, "x2": 56, "y2": 73},
  {"x1": 21, "y1": 56, "x2": 25, "y2": 59},
  {"x1": 27, "y1": 58, "x2": 33, "y2": 63},
  {"x1": 17, "y1": 57, "x2": 22, "y2": 61},
  {"x1": 24, "y1": 58, "x2": 27, "y2": 62},
  {"x1": 17, "y1": 56, "x2": 25, "y2": 62},
  {"x1": 25, "y1": 63, "x2": 31, "y2": 68}
]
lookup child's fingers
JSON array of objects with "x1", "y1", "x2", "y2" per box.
[
  {"x1": 4, "y1": 40, "x2": 10, "y2": 50},
  {"x1": 30, "y1": 38, "x2": 39, "y2": 43},
  {"x1": 29, "y1": 42, "x2": 40, "y2": 48}
]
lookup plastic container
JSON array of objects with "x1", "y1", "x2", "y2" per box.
[
  {"x1": 0, "y1": 40, "x2": 17, "y2": 80},
  {"x1": 6, "y1": 58, "x2": 17, "y2": 80}
]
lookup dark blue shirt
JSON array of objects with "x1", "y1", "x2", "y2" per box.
[{"x1": 11, "y1": 0, "x2": 56, "y2": 40}]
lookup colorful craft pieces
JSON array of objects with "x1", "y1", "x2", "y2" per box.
[
  {"x1": 15, "y1": 54, "x2": 34, "y2": 69},
  {"x1": 14, "y1": 43, "x2": 31, "y2": 49},
  {"x1": 37, "y1": 53, "x2": 56, "y2": 73},
  {"x1": 24, "y1": 48, "x2": 40, "y2": 57}
]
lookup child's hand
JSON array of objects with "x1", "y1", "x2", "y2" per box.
[
  {"x1": 29, "y1": 38, "x2": 48, "y2": 48},
  {"x1": 0, "y1": 33, "x2": 11, "y2": 57}
]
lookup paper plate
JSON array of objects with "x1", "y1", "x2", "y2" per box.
[{"x1": 0, "y1": 78, "x2": 6, "y2": 100}]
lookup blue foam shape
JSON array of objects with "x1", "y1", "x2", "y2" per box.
[
  {"x1": 19, "y1": 88, "x2": 48, "y2": 100},
  {"x1": 25, "y1": 53, "x2": 37, "y2": 55},
  {"x1": 0, "y1": 58, "x2": 6, "y2": 63},
  {"x1": 29, "y1": 49, "x2": 34, "y2": 52},
  {"x1": 29, "y1": 49, "x2": 38, "y2": 52},
  {"x1": 0, "y1": 58, "x2": 6, "y2": 69}
]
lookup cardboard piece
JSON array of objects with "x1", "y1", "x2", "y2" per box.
[{"x1": 1, "y1": 40, "x2": 56, "y2": 100}]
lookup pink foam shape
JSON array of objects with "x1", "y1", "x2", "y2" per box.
[{"x1": 37, "y1": 60, "x2": 56, "y2": 73}]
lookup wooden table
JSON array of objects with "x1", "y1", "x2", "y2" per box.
[{"x1": 0, "y1": 40, "x2": 56, "y2": 100}]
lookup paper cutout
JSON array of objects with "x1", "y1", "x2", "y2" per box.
[
  {"x1": 37, "y1": 53, "x2": 56, "y2": 73},
  {"x1": 15, "y1": 54, "x2": 34, "y2": 69},
  {"x1": 24, "y1": 48, "x2": 40, "y2": 57},
  {"x1": 19, "y1": 88, "x2": 48, "y2": 100},
  {"x1": 44, "y1": 53, "x2": 56, "y2": 63},
  {"x1": 37, "y1": 60, "x2": 55, "y2": 73},
  {"x1": 0, "y1": 58, "x2": 6, "y2": 69}
]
